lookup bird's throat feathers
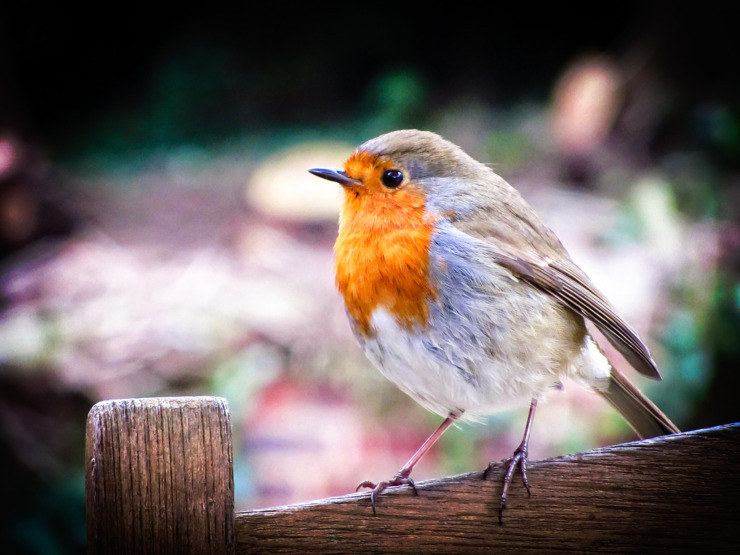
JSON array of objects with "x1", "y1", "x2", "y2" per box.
[{"x1": 335, "y1": 152, "x2": 437, "y2": 338}]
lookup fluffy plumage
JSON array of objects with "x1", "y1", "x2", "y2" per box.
[{"x1": 310, "y1": 129, "x2": 679, "y2": 519}]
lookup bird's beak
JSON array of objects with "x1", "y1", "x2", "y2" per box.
[{"x1": 308, "y1": 167, "x2": 362, "y2": 187}]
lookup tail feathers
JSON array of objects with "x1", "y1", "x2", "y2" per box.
[{"x1": 596, "y1": 368, "x2": 680, "y2": 439}]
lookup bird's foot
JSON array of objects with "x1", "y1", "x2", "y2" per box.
[
  {"x1": 483, "y1": 441, "x2": 530, "y2": 525},
  {"x1": 356, "y1": 471, "x2": 418, "y2": 515}
]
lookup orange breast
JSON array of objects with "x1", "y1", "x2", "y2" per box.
[{"x1": 334, "y1": 182, "x2": 437, "y2": 338}]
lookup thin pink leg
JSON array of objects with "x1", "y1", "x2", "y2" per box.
[
  {"x1": 398, "y1": 412, "x2": 459, "y2": 476},
  {"x1": 357, "y1": 411, "x2": 461, "y2": 514}
]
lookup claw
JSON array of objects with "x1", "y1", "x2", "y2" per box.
[
  {"x1": 498, "y1": 445, "x2": 530, "y2": 524},
  {"x1": 356, "y1": 472, "x2": 416, "y2": 515},
  {"x1": 356, "y1": 480, "x2": 377, "y2": 492},
  {"x1": 484, "y1": 444, "x2": 530, "y2": 524},
  {"x1": 353, "y1": 413, "x2": 460, "y2": 516},
  {"x1": 484, "y1": 399, "x2": 538, "y2": 524}
]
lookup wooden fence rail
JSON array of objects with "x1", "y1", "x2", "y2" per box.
[{"x1": 86, "y1": 396, "x2": 740, "y2": 554}]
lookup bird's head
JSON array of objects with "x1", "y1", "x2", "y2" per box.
[{"x1": 309, "y1": 130, "x2": 498, "y2": 223}]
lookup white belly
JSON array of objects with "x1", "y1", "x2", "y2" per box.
[
  {"x1": 359, "y1": 307, "x2": 592, "y2": 420},
  {"x1": 353, "y1": 224, "x2": 612, "y2": 420}
]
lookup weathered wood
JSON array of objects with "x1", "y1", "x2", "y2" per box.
[
  {"x1": 235, "y1": 423, "x2": 740, "y2": 553},
  {"x1": 85, "y1": 396, "x2": 235, "y2": 555}
]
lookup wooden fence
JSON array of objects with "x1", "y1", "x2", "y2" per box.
[{"x1": 85, "y1": 396, "x2": 740, "y2": 553}]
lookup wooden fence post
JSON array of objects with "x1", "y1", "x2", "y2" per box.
[{"x1": 85, "y1": 396, "x2": 234, "y2": 555}]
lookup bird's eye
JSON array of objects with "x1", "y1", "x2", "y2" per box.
[{"x1": 381, "y1": 169, "x2": 404, "y2": 188}]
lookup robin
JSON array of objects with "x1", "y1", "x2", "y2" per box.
[{"x1": 309, "y1": 129, "x2": 679, "y2": 522}]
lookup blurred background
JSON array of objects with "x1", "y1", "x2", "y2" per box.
[{"x1": 1, "y1": 4, "x2": 738, "y2": 553}]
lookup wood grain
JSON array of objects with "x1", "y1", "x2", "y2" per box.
[
  {"x1": 85, "y1": 396, "x2": 235, "y2": 555},
  {"x1": 235, "y1": 423, "x2": 740, "y2": 553}
]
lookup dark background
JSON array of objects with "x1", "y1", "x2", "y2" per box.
[{"x1": 5, "y1": 5, "x2": 736, "y2": 153}]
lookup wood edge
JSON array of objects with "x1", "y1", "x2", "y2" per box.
[{"x1": 235, "y1": 422, "x2": 740, "y2": 518}]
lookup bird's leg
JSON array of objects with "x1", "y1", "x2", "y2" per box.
[
  {"x1": 484, "y1": 398, "x2": 537, "y2": 524},
  {"x1": 357, "y1": 411, "x2": 461, "y2": 515}
]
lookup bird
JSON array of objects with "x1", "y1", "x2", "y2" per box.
[{"x1": 308, "y1": 129, "x2": 679, "y2": 523}]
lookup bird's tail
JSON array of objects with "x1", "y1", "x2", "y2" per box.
[{"x1": 596, "y1": 367, "x2": 680, "y2": 439}]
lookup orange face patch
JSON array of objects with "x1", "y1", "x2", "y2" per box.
[{"x1": 334, "y1": 150, "x2": 437, "y2": 337}]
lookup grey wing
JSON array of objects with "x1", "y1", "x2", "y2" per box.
[
  {"x1": 488, "y1": 248, "x2": 661, "y2": 380},
  {"x1": 448, "y1": 191, "x2": 661, "y2": 381}
]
